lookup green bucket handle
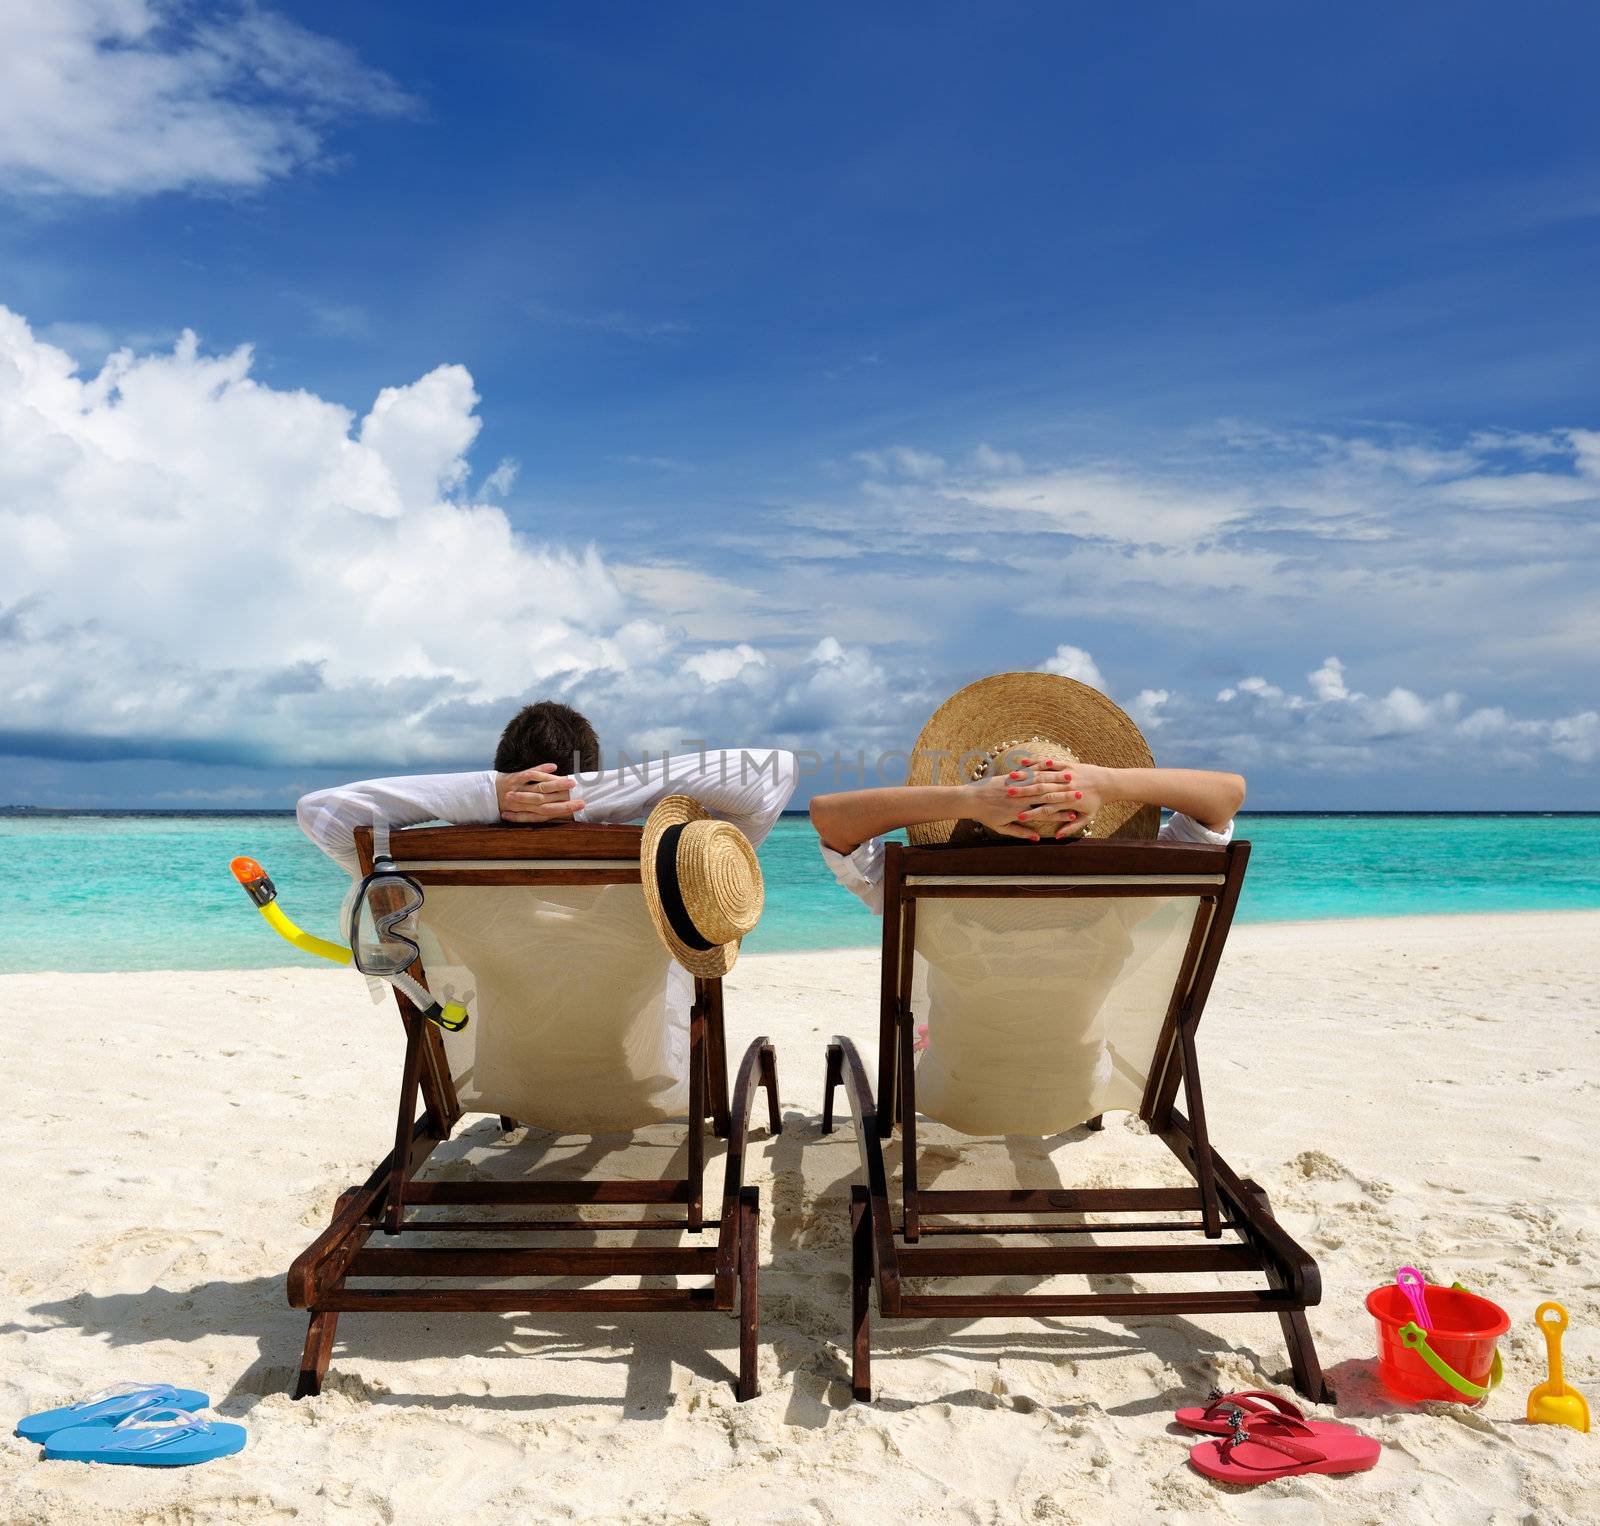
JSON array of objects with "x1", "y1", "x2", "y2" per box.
[{"x1": 1397, "y1": 1282, "x2": 1504, "y2": 1402}]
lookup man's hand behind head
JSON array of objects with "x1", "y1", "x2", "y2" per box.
[{"x1": 496, "y1": 763, "x2": 584, "y2": 825}]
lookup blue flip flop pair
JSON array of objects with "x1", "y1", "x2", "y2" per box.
[{"x1": 15, "y1": 1382, "x2": 246, "y2": 1467}]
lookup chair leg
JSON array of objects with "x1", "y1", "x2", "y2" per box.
[
  {"x1": 737, "y1": 1186, "x2": 760, "y2": 1401},
  {"x1": 1246, "y1": 1182, "x2": 1336, "y2": 1404},
  {"x1": 822, "y1": 1042, "x2": 844, "y2": 1135},
  {"x1": 706, "y1": 987, "x2": 732, "y2": 1140},
  {"x1": 1278, "y1": 1306, "x2": 1335, "y2": 1405},
  {"x1": 850, "y1": 1185, "x2": 872, "y2": 1401},
  {"x1": 758, "y1": 1043, "x2": 782, "y2": 1135},
  {"x1": 293, "y1": 1309, "x2": 339, "y2": 1399},
  {"x1": 1086, "y1": 1113, "x2": 1105, "y2": 1131},
  {"x1": 498, "y1": 1115, "x2": 518, "y2": 1134}
]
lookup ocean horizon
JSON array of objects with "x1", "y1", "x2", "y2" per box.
[{"x1": 2, "y1": 810, "x2": 1597, "y2": 974}]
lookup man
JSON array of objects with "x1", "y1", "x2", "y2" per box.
[{"x1": 296, "y1": 702, "x2": 796, "y2": 1126}]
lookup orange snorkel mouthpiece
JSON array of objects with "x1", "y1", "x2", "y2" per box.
[{"x1": 230, "y1": 855, "x2": 277, "y2": 907}]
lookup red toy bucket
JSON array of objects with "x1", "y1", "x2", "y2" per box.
[{"x1": 1366, "y1": 1280, "x2": 1509, "y2": 1402}]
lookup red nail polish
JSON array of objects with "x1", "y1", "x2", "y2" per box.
[
  {"x1": 1029, "y1": 834, "x2": 1040, "y2": 842},
  {"x1": 1017, "y1": 812, "x2": 1028, "y2": 822},
  {"x1": 1009, "y1": 771, "x2": 1023, "y2": 780},
  {"x1": 1074, "y1": 791, "x2": 1083, "y2": 799}
]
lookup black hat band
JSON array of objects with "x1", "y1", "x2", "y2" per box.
[{"x1": 654, "y1": 822, "x2": 714, "y2": 951}]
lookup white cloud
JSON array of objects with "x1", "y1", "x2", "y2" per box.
[
  {"x1": 950, "y1": 467, "x2": 1249, "y2": 546},
  {"x1": 1563, "y1": 428, "x2": 1600, "y2": 480},
  {"x1": 971, "y1": 443, "x2": 1025, "y2": 473},
  {"x1": 481, "y1": 457, "x2": 519, "y2": 497},
  {"x1": 0, "y1": 308, "x2": 614, "y2": 760},
  {"x1": 775, "y1": 638, "x2": 905, "y2": 738},
  {"x1": 36, "y1": 318, "x2": 176, "y2": 367},
  {"x1": 1128, "y1": 689, "x2": 1170, "y2": 729},
  {"x1": 1338, "y1": 438, "x2": 1479, "y2": 481},
  {"x1": 1466, "y1": 428, "x2": 1569, "y2": 459},
  {"x1": 1308, "y1": 656, "x2": 1349, "y2": 702},
  {"x1": 1439, "y1": 472, "x2": 1598, "y2": 508},
  {"x1": 615, "y1": 453, "x2": 696, "y2": 472},
  {"x1": 1458, "y1": 705, "x2": 1600, "y2": 766},
  {"x1": 820, "y1": 351, "x2": 882, "y2": 381},
  {"x1": 305, "y1": 301, "x2": 373, "y2": 340},
  {"x1": 151, "y1": 784, "x2": 273, "y2": 803},
  {"x1": 525, "y1": 302, "x2": 690, "y2": 341},
  {"x1": 0, "y1": 310, "x2": 702, "y2": 763},
  {"x1": 1551, "y1": 712, "x2": 1600, "y2": 764},
  {"x1": 608, "y1": 563, "x2": 766, "y2": 642},
  {"x1": 804, "y1": 422, "x2": 1597, "y2": 696},
  {"x1": 683, "y1": 644, "x2": 767, "y2": 685},
  {"x1": 1218, "y1": 660, "x2": 1460, "y2": 742},
  {"x1": 0, "y1": 304, "x2": 923, "y2": 771},
  {"x1": 852, "y1": 446, "x2": 946, "y2": 479},
  {"x1": 1195, "y1": 656, "x2": 1600, "y2": 773},
  {"x1": 1038, "y1": 644, "x2": 1106, "y2": 688},
  {"x1": 35, "y1": 320, "x2": 115, "y2": 363},
  {"x1": 0, "y1": 1, "x2": 411, "y2": 198}
]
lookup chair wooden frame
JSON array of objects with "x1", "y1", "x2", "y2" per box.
[
  {"x1": 288, "y1": 822, "x2": 781, "y2": 1402},
  {"x1": 821, "y1": 837, "x2": 1332, "y2": 1403}
]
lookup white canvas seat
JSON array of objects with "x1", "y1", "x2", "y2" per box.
[
  {"x1": 907, "y1": 880, "x2": 1218, "y2": 1135},
  {"x1": 415, "y1": 869, "x2": 692, "y2": 1132}
]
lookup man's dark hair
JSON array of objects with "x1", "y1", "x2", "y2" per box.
[{"x1": 494, "y1": 701, "x2": 600, "y2": 775}]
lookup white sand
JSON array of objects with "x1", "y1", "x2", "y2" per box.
[{"x1": 2, "y1": 911, "x2": 1597, "y2": 1524}]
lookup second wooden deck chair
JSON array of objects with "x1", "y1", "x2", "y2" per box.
[
  {"x1": 289, "y1": 821, "x2": 781, "y2": 1401},
  {"x1": 822, "y1": 836, "x2": 1332, "y2": 1403}
]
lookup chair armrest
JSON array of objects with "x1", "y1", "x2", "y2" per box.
[
  {"x1": 715, "y1": 1037, "x2": 779, "y2": 1297},
  {"x1": 826, "y1": 1036, "x2": 901, "y2": 1301}
]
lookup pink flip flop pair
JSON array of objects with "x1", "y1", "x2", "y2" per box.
[{"x1": 1176, "y1": 1388, "x2": 1380, "y2": 1485}]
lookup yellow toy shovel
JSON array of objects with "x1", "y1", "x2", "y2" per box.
[{"x1": 1527, "y1": 1302, "x2": 1590, "y2": 1432}]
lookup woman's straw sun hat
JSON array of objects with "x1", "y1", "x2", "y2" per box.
[
  {"x1": 906, "y1": 671, "x2": 1159, "y2": 844},
  {"x1": 641, "y1": 795, "x2": 765, "y2": 976}
]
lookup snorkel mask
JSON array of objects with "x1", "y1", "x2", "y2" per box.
[
  {"x1": 348, "y1": 824, "x2": 427, "y2": 982},
  {"x1": 230, "y1": 829, "x2": 469, "y2": 1032}
]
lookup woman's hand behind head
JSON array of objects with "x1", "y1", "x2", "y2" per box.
[{"x1": 965, "y1": 766, "x2": 1082, "y2": 842}]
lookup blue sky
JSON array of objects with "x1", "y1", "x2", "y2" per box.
[{"x1": 1, "y1": 2, "x2": 1597, "y2": 809}]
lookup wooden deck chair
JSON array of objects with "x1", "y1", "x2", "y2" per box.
[
  {"x1": 821, "y1": 836, "x2": 1331, "y2": 1403},
  {"x1": 288, "y1": 822, "x2": 781, "y2": 1401}
]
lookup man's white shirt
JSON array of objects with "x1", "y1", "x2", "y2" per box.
[{"x1": 297, "y1": 749, "x2": 798, "y2": 875}]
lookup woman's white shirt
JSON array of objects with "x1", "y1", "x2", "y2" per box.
[{"x1": 820, "y1": 810, "x2": 1234, "y2": 916}]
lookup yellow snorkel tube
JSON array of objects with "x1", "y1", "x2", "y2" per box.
[
  {"x1": 230, "y1": 857, "x2": 351, "y2": 965},
  {"x1": 229, "y1": 856, "x2": 468, "y2": 1031}
]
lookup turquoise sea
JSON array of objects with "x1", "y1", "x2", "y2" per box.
[{"x1": 1, "y1": 813, "x2": 1597, "y2": 974}]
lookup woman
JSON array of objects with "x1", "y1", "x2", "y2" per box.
[{"x1": 807, "y1": 672, "x2": 1246, "y2": 1134}]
